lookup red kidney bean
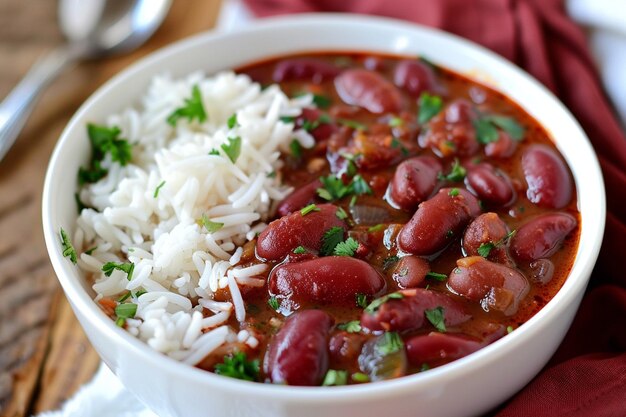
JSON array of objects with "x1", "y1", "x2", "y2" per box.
[
  {"x1": 265, "y1": 310, "x2": 333, "y2": 386},
  {"x1": 465, "y1": 163, "x2": 515, "y2": 207},
  {"x1": 276, "y1": 179, "x2": 322, "y2": 217},
  {"x1": 335, "y1": 69, "x2": 403, "y2": 114},
  {"x1": 406, "y1": 333, "x2": 482, "y2": 366},
  {"x1": 522, "y1": 145, "x2": 574, "y2": 209},
  {"x1": 419, "y1": 99, "x2": 480, "y2": 157},
  {"x1": 447, "y1": 257, "x2": 529, "y2": 315},
  {"x1": 510, "y1": 213, "x2": 577, "y2": 262},
  {"x1": 529, "y1": 258, "x2": 555, "y2": 284},
  {"x1": 273, "y1": 59, "x2": 341, "y2": 83},
  {"x1": 406, "y1": 327, "x2": 506, "y2": 367},
  {"x1": 361, "y1": 288, "x2": 470, "y2": 332},
  {"x1": 390, "y1": 256, "x2": 430, "y2": 289},
  {"x1": 393, "y1": 60, "x2": 441, "y2": 97},
  {"x1": 295, "y1": 108, "x2": 338, "y2": 142},
  {"x1": 397, "y1": 188, "x2": 481, "y2": 256},
  {"x1": 485, "y1": 131, "x2": 517, "y2": 158},
  {"x1": 329, "y1": 331, "x2": 366, "y2": 363},
  {"x1": 463, "y1": 212, "x2": 512, "y2": 265},
  {"x1": 388, "y1": 156, "x2": 442, "y2": 211},
  {"x1": 256, "y1": 204, "x2": 346, "y2": 261},
  {"x1": 269, "y1": 256, "x2": 386, "y2": 307},
  {"x1": 358, "y1": 333, "x2": 408, "y2": 381}
]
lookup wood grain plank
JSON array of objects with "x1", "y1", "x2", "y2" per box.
[{"x1": 0, "y1": 0, "x2": 223, "y2": 415}]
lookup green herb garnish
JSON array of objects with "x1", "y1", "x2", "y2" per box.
[
  {"x1": 337, "y1": 321, "x2": 362, "y2": 333},
  {"x1": 338, "y1": 119, "x2": 367, "y2": 130},
  {"x1": 293, "y1": 246, "x2": 307, "y2": 254},
  {"x1": 268, "y1": 296, "x2": 280, "y2": 310},
  {"x1": 198, "y1": 214, "x2": 224, "y2": 233},
  {"x1": 215, "y1": 352, "x2": 259, "y2": 382},
  {"x1": 377, "y1": 332, "x2": 404, "y2": 355},
  {"x1": 153, "y1": 180, "x2": 166, "y2": 198},
  {"x1": 382, "y1": 255, "x2": 400, "y2": 270},
  {"x1": 300, "y1": 203, "x2": 320, "y2": 216},
  {"x1": 221, "y1": 136, "x2": 242, "y2": 163},
  {"x1": 364, "y1": 292, "x2": 404, "y2": 314},
  {"x1": 352, "y1": 372, "x2": 370, "y2": 383},
  {"x1": 425, "y1": 306, "x2": 446, "y2": 332},
  {"x1": 438, "y1": 158, "x2": 466, "y2": 182},
  {"x1": 84, "y1": 246, "x2": 98, "y2": 256},
  {"x1": 333, "y1": 237, "x2": 359, "y2": 257},
  {"x1": 448, "y1": 188, "x2": 460, "y2": 197},
  {"x1": 59, "y1": 228, "x2": 77, "y2": 264},
  {"x1": 102, "y1": 262, "x2": 134, "y2": 280},
  {"x1": 78, "y1": 124, "x2": 132, "y2": 185},
  {"x1": 320, "y1": 226, "x2": 345, "y2": 256},
  {"x1": 312, "y1": 94, "x2": 332, "y2": 109},
  {"x1": 477, "y1": 230, "x2": 517, "y2": 258},
  {"x1": 418, "y1": 93, "x2": 443, "y2": 124},
  {"x1": 290, "y1": 139, "x2": 302, "y2": 159},
  {"x1": 227, "y1": 113, "x2": 239, "y2": 129},
  {"x1": 336, "y1": 207, "x2": 348, "y2": 220},
  {"x1": 425, "y1": 271, "x2": 448, "y2": 281},
  {"x1": 368, "y1": 224, "x2": 385, "y2": 233},
  {"x1": 389, "y1": 117, "x2": 403, "y2": 127},
  {"x1": 167, "y1": 85, "x2": 207, "y2": 126},
  {"x1": 356, "y1": 293, "x2": 368, "y2": 308},
  {"x1": 474, "y1": 114, "x2": 525, "y2": 144}
]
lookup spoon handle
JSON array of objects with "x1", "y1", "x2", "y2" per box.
[{"x1": 0, "y1": 47, "x2": 76, "y2": 162}]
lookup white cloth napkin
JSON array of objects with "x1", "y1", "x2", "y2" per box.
[{"x1": 36, "y1": 1, "x2": 626, "y2": 416}]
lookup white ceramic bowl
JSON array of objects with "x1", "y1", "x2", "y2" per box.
[{"x1": 43, "y1": 14, "x2": 605, "y2": 417}]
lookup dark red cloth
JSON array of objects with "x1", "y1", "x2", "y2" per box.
[{"x1": 244, "y1": 0, "x2": 626, "y2": 414}]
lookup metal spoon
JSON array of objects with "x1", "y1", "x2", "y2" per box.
[{"x1": 0, "y1": 0, "x2": 172, "y2": 162}]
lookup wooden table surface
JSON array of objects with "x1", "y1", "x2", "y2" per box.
[{"x1": 0, "y1": 1, "x2": 223, "y2": 415}]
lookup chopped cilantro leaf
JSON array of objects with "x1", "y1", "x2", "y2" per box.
[
  {"x1": 84, "y1": 246, "x2": 98, "y2": 255},
  {"x1": 507, "y1": 325, "x2": 514, "y2": 333},
  {"x1": 59, "y1": 228, "x2": 77, "y2": 264},
  {"x1": 438, "y1": 158, "x2": 466, "y2": 182},
  {"x1": 279, "y1": 116, "x2": 295, "y2": 124},
  {"x1": 115, "y1": 303, "x2": 137, "y2": 321},
  {"x1": 418, "y1": 93, "x2": 443, "y2": 124},
  {"x1": 266, "y1": 170, "x2": 276, "y2": 178},
  {"x1": 300, "y1": 203, "x2": 320, "y2": 216},
  {"x1": 317, "y1": 175, "x2": 352, "y2": 201},
  {"x1": 153, "y1": 180, "x2": 166, "y2": 198},
  {"x1": 78, "y1": 124, "x2": 132, "y2": 185},
  {"x1": 221, "y1": 136, "x2": 242, "y2": 163},
  {"x1": 364, "y1": 292, "x2": 404, "y2": 314},
  {"x1": 426, "y1": 271, "x2": 448, "y2": 281},
  {"x1": 268, "y1": 296, "x2": 280, "y2": 310},
  {"x1": 377, "y1": 332, "x2": 404, "y2": 355},
  {"x1": 477, "y1": 242, "x2": 495, "y2": 258},
  {"x1": 215, "y1": 352, "x2": 259, "y2": 382},
  {"x1": 290, "y1": 139, "x2": 302, "y2": 159},
  {"x1": 420, "y1": 363, "x2": 430, "y2": 372},
  {"x1": 337, "y1": 320, "x2": 362, "y2": 333},
  {"x1": 167, "y1": 85, "x2": 207, "y2": 126},
  {"x1": 473, "y1": 118, "x2": 500, "y2": 144},
  {"x1": 351, "y1": 175, "x2": 372, "y2": 195},
  {"x1": 448, "y1": 188, "x2": 460, "y2": 197},
  {"x1": 335, "y1": 207, "x2": 348, "y2": 220},
  {"x1": 320, "y1": 226, "x2": 345, "y2": 256},
  {"x1": 312, "y1": 94, "x2": 332, "y2": 109},
  {"x1": 102, "y1": 262, "x2": 134, "y2": 280},
  {"x1": 356, "y1": 293, "x2": 368, "y2": 308},
  {"x1": 368, "y1": 224, "x2": 385, "y2": 232},
  {"x1": 293, "y1": 246, "x2": 307, "y2": 254},
  {"x1": 227, "y1": 113, "x2": 239, "y2": 129},
  {"x1": 488, "y1": 115, "x2": 525, "y2": 141},
  {"x1": 333, "y1": 237, "x2": 359, "y2": 257},
  {"x1": 425, "y1": 306, "x2": 446, "y2": 332},
  {"x1": 74, "y1": 192, "x2": 87, "y2": 214},
  {"x1": 322, "y1": 369, "x2": 348, "y2": 386},
  {"x1": 199, "y1": 214, "x2": 224, "y2": 233},
  {"x1": 208, "y1": 148, "x2": 220, "y2": 156}
]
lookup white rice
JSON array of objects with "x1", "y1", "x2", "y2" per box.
[{"x1": 75, "y1": 71, "x2": 312, "y2": 363}]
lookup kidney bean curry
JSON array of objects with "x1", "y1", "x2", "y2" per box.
[{"x1": 204, "y1": 53, "x2": 579, "y2": 386}]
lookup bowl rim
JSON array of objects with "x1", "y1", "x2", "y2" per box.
[{"x1": 42, "y1": 12, "x2": 606, "y2": 402}]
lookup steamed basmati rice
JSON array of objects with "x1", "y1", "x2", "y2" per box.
[{"x1": 74, "y1": 71, "x2": 312, "y2": 363}]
